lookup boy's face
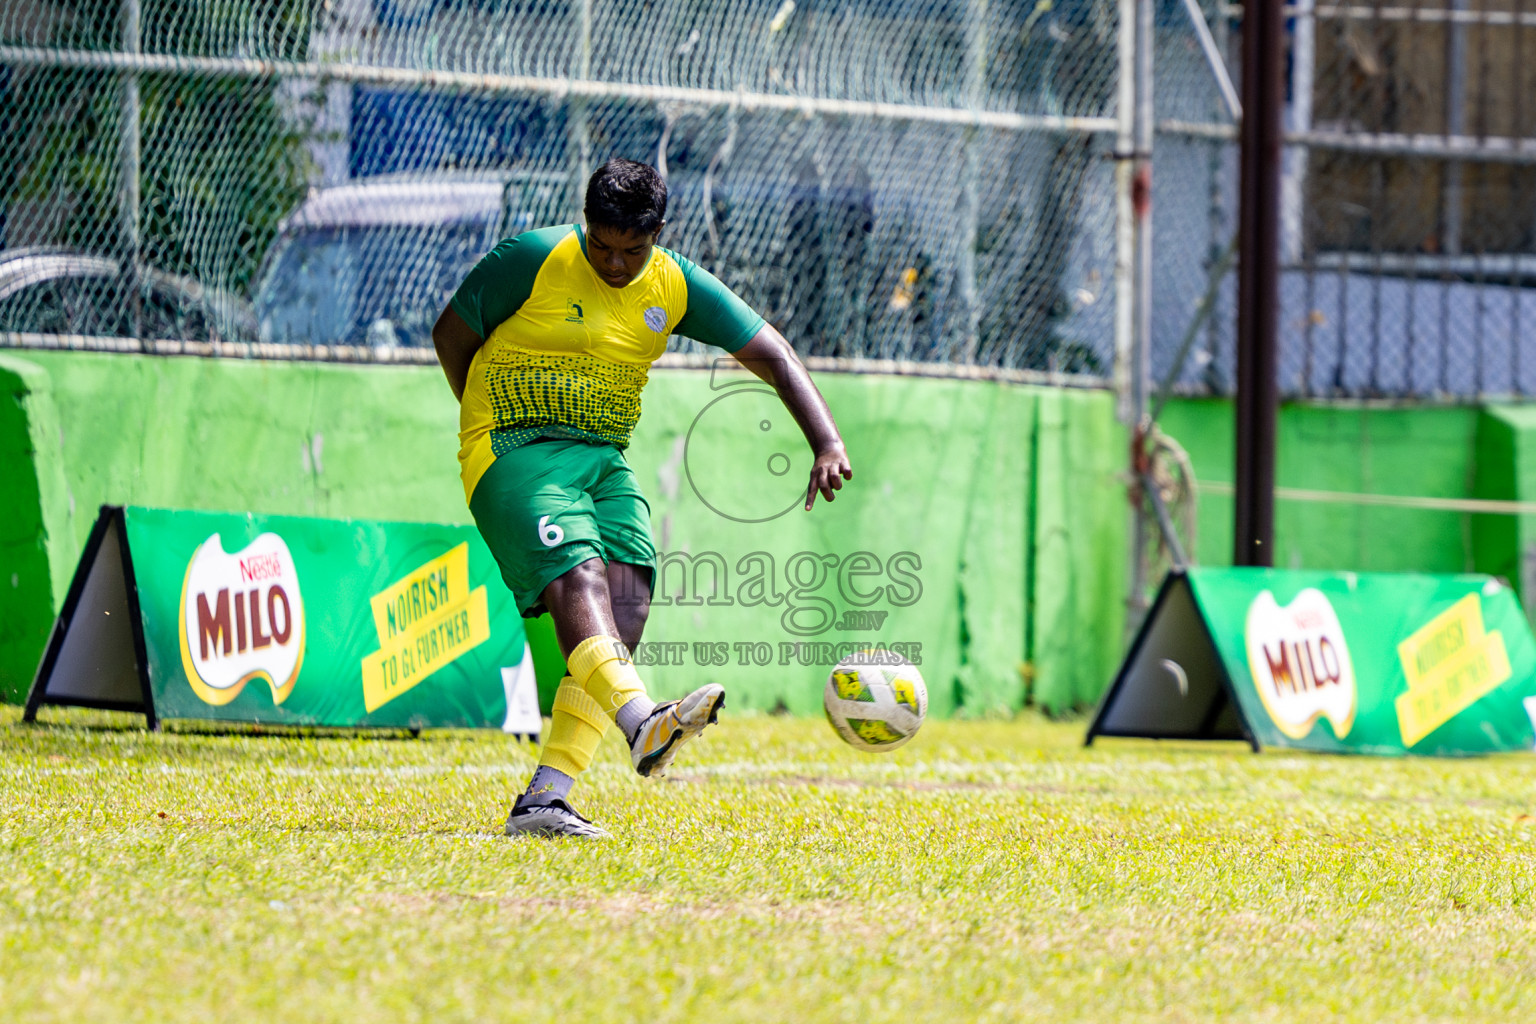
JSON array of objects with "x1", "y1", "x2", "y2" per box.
[{"x1": 586, "y1": 222, "x2": 662, "y2": 288}]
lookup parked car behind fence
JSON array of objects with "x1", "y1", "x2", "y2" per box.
[
  {"x1": 253, "y1": 177, "x2": 539, "y2": 350},
  {"x1": 0, "y1": 248, "x2": 256, "y2": 343}
]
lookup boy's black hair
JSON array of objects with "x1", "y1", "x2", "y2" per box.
[{"x1": 584, "y1": 158, "x2": 668, "y2": 235}]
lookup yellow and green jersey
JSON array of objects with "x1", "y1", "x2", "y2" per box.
[{"x1": 450, "y1": 224, "x2": 765, "y2": 501}]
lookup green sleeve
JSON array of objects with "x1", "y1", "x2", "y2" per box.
[
  {"x1": 667, "y1": 249, "x2": 766, "y2": 353},
  {"x1": 449, "y1": 224, "x2": 570, "y2": 339}
]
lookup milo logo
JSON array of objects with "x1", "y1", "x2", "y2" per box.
[
  {"x1": 178, "y1": 532, "x2": 306, "y2": 706},
  {"x1": 1244, "y1": 588, "x2": 1357, "y2": 740}
]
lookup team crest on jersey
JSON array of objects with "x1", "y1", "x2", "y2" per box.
[{"x1": 643, "y1": 306, "x2": 667, "y2": 332}]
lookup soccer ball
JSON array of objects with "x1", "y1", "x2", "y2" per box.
[{"x1": 822, "y1": 651, "x2": 927, "y2": 752}]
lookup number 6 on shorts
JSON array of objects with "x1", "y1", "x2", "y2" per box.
[{"x1": 538, "y1": 514, "x2": 565, "y2": 548}]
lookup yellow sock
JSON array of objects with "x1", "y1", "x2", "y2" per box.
[
  {"x1": 568, "y1": 635, "x2": 648, "y2": 722},
  {"x1": 537, "y1": 676, "x2": 609, "y2": 777}
]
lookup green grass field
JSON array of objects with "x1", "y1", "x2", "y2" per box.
[{"x1": 4, "y1": 704, "x2": 1536, "y2": 1023}]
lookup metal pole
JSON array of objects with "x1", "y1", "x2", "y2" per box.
[
  {"x1": 0, "y1": 45, "x2": 1121, "y2": 135},
  {"x1": 1205, "y1": 0, "x2": 1232, "y2": 389},
  {"x1": 1179, "y1": 0, "x2": 1241, "y2": 120},
  {"x1": 1114, "y1": 0, "x2": 1140, "y2": 625},
  {"x1": 1117, "y1": 0, "x2": 1156, "y2": 622},
  {"x1": 1133, "y1": 0, "x2": 1153, "y2": 421},
  {"x1": 120, "y1": 0, "x2": 141, "y2": 342},
  {"x1": 1281, "y1": 0, "x2": 1313, "y2": 264},
  {"x1": 1234, "y1": 0, "x2": 1283, "y2": 566},
  {"x1": 957, "y1": 0, "x2": 987, "y2": 363},
  {"x1": 1113, "y1": 0, "x2": 1138, "y2": 424},
  {"x1": 569, "y1": 0, "x2": 592, "y2": 219},
  {"x1": 0, "y1": 65, "x2": 11, "y2": 248},
  {"x1": 1132, "y1": 0, "x2": 1156, "y2": 597},
  {"x1": 1443, "y1": 0, "x2": 1469, "y2": 255}
]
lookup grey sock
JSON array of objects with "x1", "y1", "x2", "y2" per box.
[
  {"x1": 615, "y1": 696, "x2": 657, "y2": 744},
  {"x1": 518, "y1": 765, "x2": 574, "y2": 807}
]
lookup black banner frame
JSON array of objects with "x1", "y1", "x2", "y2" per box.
[
  {"x1": 24, "y1": 506, "x2": 158, "y2": 729},
  {"x1": 1086, "y1": 570, "x2": 1259, "y2": 751}
]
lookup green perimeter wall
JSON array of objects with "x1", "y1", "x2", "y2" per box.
[
  {"x1": 15, "y1": 350, "x2": 1536, "y2": 723},
  {"x1": 1470, "y1": 405, "x2": 1536, "y2": 634},
  {"x1": 0, "y1": 351, "x2": 1127, "y2": 718},
  {"x1": 1158, "y1": 400, "x2": 1536, "y2": 635},
  {"x1": 1159, "y1": 400, "x2": 1484, "y2": 574}
]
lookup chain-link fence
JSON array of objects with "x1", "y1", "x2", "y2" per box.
[
  {"x1": 1148, "y1": 0, "x2": 1238, "y2": 401},
  {"x1": 1293, "y1": 0, "x2": 1536, "y2": 398},
  {"x1": 1, "y1": 0, "x2": 1129, "y2": 376},
  {"x1": 1155, "y1": 0, "x2": 1536, "y2": 401},
  {"x1": 7, "y1": 2, "x2": 1531, "y2": 398}
]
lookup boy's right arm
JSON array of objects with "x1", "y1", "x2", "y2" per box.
[{"x1": 432, "y1": 304, "x2": 483, "y2": 403}]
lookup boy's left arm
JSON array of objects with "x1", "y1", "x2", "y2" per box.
[{"x1": 730, "y1": 324, "x2": 853, "y2": 510}]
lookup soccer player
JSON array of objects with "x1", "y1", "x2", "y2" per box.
[{"x1": 433, "y1": 158, "x2": 853, "y2": 838}]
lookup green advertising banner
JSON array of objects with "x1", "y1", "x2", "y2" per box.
[
  {"x1": 1089, "y1": 568, "x2": 1536, "y2": 755},
  {"x1": 25, "y1": 506, "x2": 540, "y2": 733}
]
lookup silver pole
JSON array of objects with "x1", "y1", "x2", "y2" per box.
[
  {"x1": 569, "y1": 0, "x2": 592, "y2": 220},
  {"x1": 1115, "y1": 0, "x2": 1150, "y2": 626},
  {"x1": 1179, "y1": 0, "x2": 1240, "y2": 120},
  {"x1": 1205, "y1": 0, "x2": 1231, "y2": 380},
  {"x1": 957, "y1": 0, "x2": 986, "y2": 362},
  {"x1": 120, "y1": 0, "x2": 141, "y2": 343},
  {"x1": 1298, "y1": 3, "x2": 1536, "y2": 28},
  {"x1": 1125, "y1": 0, "x2": 1156, "y2": 616},
  {"x1": 1113, "y1": 0, "x2": 1138, "y2": 422},
  {"x1": 0, "y1": 45, "x2": 1120, "y2": 135},
  {"x1": 1133, "y1": 0, "x2": 1153, "y2": 422},
  {"x1": 1443, "y1": 0, "x2": 1468, "y2": 256},
  {"x1": 1282, "y1": 0, "x2": 1313, "y2": 264},
  {"x1": 1282, "y1": 128, "x2": 1536, "y2": 164}
]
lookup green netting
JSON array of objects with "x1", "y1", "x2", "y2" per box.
[{"x1": 0, "y1": 0, "x2": 1121, "y2": 373}]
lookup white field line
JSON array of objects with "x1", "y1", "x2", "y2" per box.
[
  {"x1": 4, "y1": 763, "x2": 528, "y2": 779},
  {"x1": 2, "y1": 755, "x2": 1360, "y2": 781}
]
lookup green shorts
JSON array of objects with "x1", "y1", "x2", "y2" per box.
[{"x1": 468, "y1": 438, "x2": 657, "y2": 618}]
